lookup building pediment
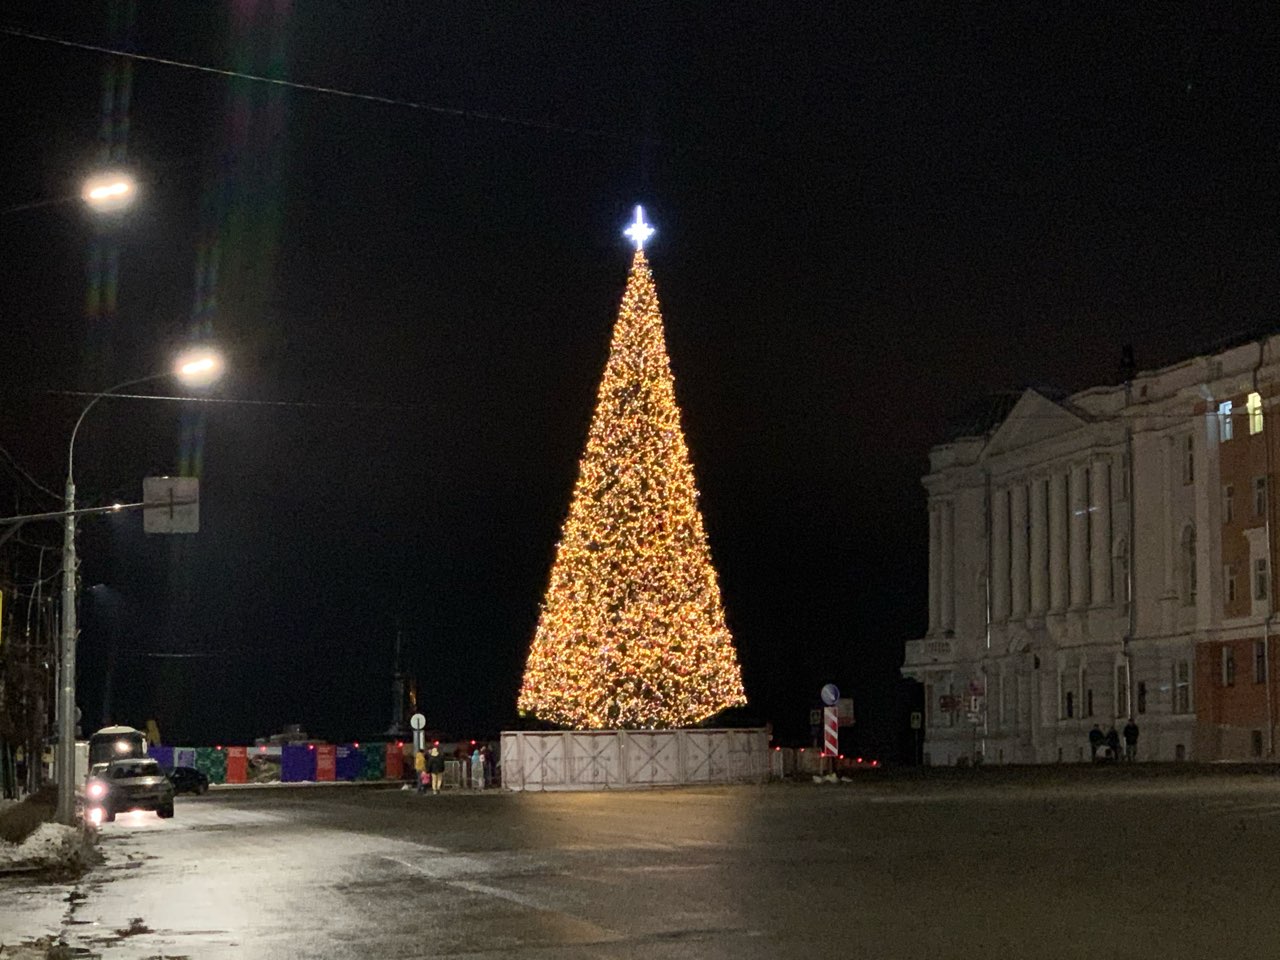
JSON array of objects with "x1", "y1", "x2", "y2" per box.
[{"x1": 981, "y1": 388, "x2": 1088, "y2": 459}]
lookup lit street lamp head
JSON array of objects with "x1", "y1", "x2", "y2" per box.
[
  {"x1": 174, "y1": 348, "x2": 226, "y2": 387},
  {"x1": 81, "y1": 171, "x2": 137, "y2": 212}
]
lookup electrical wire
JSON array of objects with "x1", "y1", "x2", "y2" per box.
[
  {"x1": 0, "y1": 440, "x2": 60, "y2": 501},
  {"x1": 0, "y1": 25, "x2": 659, "y2": 149}
]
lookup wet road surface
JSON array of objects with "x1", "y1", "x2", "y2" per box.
[{"x1": 5, "y1": 770, "x2": 1280, "y2": 958}]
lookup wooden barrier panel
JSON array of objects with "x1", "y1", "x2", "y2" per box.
[{"x1": 500, "y1": 728, "x2": 768, "y2": 792}]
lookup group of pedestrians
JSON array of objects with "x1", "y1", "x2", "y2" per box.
[
  {"x1": 412, "y1": 743, "x2": 496, "y2": 793},
  {"x1": 1089, "y1": 720, "x2": 1140, "y2": 762}
]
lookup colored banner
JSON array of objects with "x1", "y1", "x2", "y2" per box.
[
  {"x1": 148, "y1": 745, "x2": 175, "y2": 771},
  {"x1": 358, "y1": 743, "x2": 385, "y2": 781},
  {"x1": 225, "y1": 746, "x2": 248, "y2": 784},
  {"x1": 281, "y1": 744, "x2": 316, "y2": 782},
  {"x1": 335, "y1": 745, "x2": 363, "y2": 781},
  {"x1": 194, "y1": 746, "x2": 227, "y2": 784},
  {"x1": 384, "y1": 743, "x2": 403, "y2": 781},
  {"x1": 315, "y1": 744, "x2": 336, "y2": 781}
]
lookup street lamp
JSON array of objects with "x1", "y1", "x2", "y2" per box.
[
  {"x1": 81, "y1": 171, "x2": 137, "y2": 213},
  {"x1": 54, "y1": 348, "x2": 224, "y2": 824}
]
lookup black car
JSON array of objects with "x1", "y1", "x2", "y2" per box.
[{"x1": 168, "y1": 765, "x2": 210, "y2": 795}]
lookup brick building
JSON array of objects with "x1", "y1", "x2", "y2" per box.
[{"x1": 902, "y1": 334, "x2": 1280, "y2": 764}]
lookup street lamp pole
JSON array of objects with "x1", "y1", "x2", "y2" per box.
[
  {"x1": 54, "y1": 350, "x2": 223, "y2": 825},
  {"x1": 55, "y1": 373, "x2": 166, "y2": 825}
]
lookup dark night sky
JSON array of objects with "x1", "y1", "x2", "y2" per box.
[{"x1": 1, "y1": 3, "x2": 1276, "y2": 758}]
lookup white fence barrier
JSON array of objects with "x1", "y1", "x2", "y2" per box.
[{"x1": 500, "y1": 728, "x2": 769, "y2": 791}]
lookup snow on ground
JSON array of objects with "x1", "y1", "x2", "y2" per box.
[{"x1": 0, "y1": 822, "x2": 84, "y2": 873}]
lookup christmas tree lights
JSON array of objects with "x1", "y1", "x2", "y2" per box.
[{"x1": 518, "y1": 230, "x2": 746, "y2": 729}]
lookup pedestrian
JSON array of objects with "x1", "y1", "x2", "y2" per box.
[
  {"x1": 470, "y1": 745, "x2": 485, "y2": 789},
  {"x1": 1088, "y1": 724, "x2": 1104, "y2": 761},
  {"x1": 1123, "y1": 718, "x2": 1139, "y2": 762},
  {"x1": 414, "y1": 749, "x2": 427, "y2": 794},
  {"x1": 1105, "y1": 725, "x2": 1120, "y2": 763},
  {"x1": 427, "y1": 745, "x2": 445, "y2": 795}
]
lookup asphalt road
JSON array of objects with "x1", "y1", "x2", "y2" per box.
[{"x1": 5, "y1": 770, "x2": 1280, "y2": 958}]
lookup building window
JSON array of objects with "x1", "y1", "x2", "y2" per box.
[
  {"x1": 1086, "y1": 687, "x2": 1094, "y2": 718},
  {"x1": 1223, "y1": 484, "x2": 1234, "y2": 524},
  {"x1": 1173, "y1": 660, "x2": 1191, "y2": 713},
  {"x1": 1253, "y1": 730, "x2": 1264, "y2": 757},
  {"x1": 1115, "y1": 662, "x2": 1130, "y2": 718},
  {"x1": 1182, "y1": 435, "x2": 1194, "y2": 485},
  {"x1": 1248, "y1": 391, "x2": 1264, "y2": 435},
  {"x1": 1060, "y1": 670, "x2": 1074, "y2": 719},
  {"x1": 1256, "y1": 558, "x2": 1269, "y2": 601},
  {"x1": 1222, "y1": 645, "x2": 1236, "y2": 687},
  {"x1": 1137, "y1": 680, "x2": 1148, "y2": 714},
  {"x1": 1219, "y1": 401, "x2": 1234, "y2": 442},
  {"x1": 1226, "y1": 565, "x2": 1238, "y2": 604},
  {"x1": 1255, "y1": 641, "x2": 1267, "y2": 685},
  {"x1": 1180, "y1": 526, "x2": 1197, "y2": 606},
  {"x1": 1255, "y1": 477, "x2": 1268, "y2": 517}
]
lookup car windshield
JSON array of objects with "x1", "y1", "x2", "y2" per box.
[{"x1": 112, "y1": 761, "x2": 160, "y2": 779}]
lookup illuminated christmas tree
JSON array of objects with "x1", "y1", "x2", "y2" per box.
[{"x1": 518, "y1": 207, "x2": 747, "y2": 729}]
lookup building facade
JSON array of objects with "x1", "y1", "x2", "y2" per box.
[{"x1": 902, "y1": 335, "x2": 1280, "y2": 764}]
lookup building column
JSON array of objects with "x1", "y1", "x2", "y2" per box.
[
  {"x1": 928, "y1": 504, "x2": 941, "y2": 633},
  {"x1": 939, "y1": 500, "x2": 955, "y2": 630},
  {"x1": 1011, "y1": 483, "x2": 1029, "y2": 619},
  {"x1": 1030, "y1": 477, "x2": 1049, "y2": 614},
  {"x1": 1090, "y1": 457, "x2": 1113, "y2": 605},
  {"x1": 1049, "y1": 472, "x2": 1069, "y2": 612},
  {"x1": 1070, "y1": 463, "x2": 1090, "y2": 608},
  {"x1": 992, "y1": 487, "x2": 1010, "y2": 621}
]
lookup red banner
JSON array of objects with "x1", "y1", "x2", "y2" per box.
[
  {"x1": 225, "y1": 746, "x2": 248, "y2": 784},
  {"x1": 315, "y1": 744, "x2": 336, "y2": 781},
  {"x1": 385, "y1": 743, "x2": 403, "y2": 781}
]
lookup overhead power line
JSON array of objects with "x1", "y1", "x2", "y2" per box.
[{"x1": 0, "y1": 25, "x2": 659, "y2": 148}]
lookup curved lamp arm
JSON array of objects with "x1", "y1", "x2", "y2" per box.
[{"x1": 66, "y1": 372, "x2": 170, "y2": 487}]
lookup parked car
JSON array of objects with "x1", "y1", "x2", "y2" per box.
[
  {"x1": 168, "y1": 765, "x2": 209, "y2": 795},
  {"x1": 87, "y1": 758, "x2": 175, "y2": 822}
]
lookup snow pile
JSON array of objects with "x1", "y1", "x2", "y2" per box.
[{"x1": 0, "y1": 822, "x2": 89, "y2": 874}]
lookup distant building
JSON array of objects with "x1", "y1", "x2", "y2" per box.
[{"x1": 902, "y1": 334, "x2": 1280, "y2": 764}]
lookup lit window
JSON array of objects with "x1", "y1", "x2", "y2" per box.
[
  {"x1": 1256, "y1": 558, "x2": 1269, "y2": 601},
  {"x1": 1180, "y1": 526, "x2": 1197, "y2": 606},
  {"x1": 1248, "y1": 392, "x2": 1264, "y2": 435},
  {"x1": 1219, "y1": 401, "x2": 1234, "y2": 442},
  {"x1": 1115, "y1": 662, "x2": 1130, "y2": 718},
  {"x1": 1173, "y1": 660, "x2": 1191, "y2": 713}
]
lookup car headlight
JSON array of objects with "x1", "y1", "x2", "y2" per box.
[{"x1": 87, "y1": 781, "x2": 106, "y2": 799}]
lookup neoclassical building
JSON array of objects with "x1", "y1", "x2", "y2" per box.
[{"x1": 903, "y1": 333, "x2": 1280, "y2": 764}]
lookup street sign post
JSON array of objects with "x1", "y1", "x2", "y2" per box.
[
  {"x1": 410, "y1": 713, "x2": 426, "y2": 752},
  {"x1": 143, "y1": 476, "x2": 199, "y2": 534},
  {"x1": 820, "y1": 683, "x2": 840, "y2": 706},
  {"x1": 822, "y1": 707, "x2": 839, "y2": 758},
  {"x1": 836, "y1": 697, "x2": 855, "y2": 726},
  {"x1": 909, "y1": 711, "x2": 922, "y2": 730}
]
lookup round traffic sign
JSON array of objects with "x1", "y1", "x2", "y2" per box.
[
  {"x1": 820, "y1": 683, "x2": 840, "y2": 706},
  {"x1": 409, "y1": 713, "x2": 426, "y2": 731}
]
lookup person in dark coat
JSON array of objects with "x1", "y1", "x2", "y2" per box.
[
  {"x1": 1104, "y1": 726, "x2": 1121, "y2": 762},
  {"x1": 427, "y1": 746, "x2": 445, "y2": 795},
  {"x1": 1088, "y1": 724, "x2": 1104, "y2": 761},
  {"x1": 1123, "y1": 719, "x2": 1140, "y2": 761}
]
